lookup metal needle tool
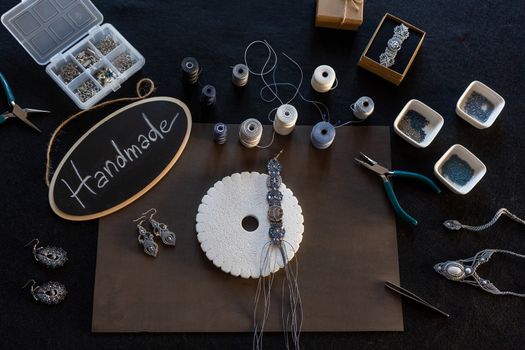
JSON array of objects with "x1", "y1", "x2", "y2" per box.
[
  {"x1": 385, "y1": 281, "x2": 450, "y2": 318},
  {"x1": 0, "y1": 72, "x2": 50, "y2": 133}
]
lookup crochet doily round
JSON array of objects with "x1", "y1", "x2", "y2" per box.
[{"x1": 196, "y1": 172, "x2": 304, "y2": 279}]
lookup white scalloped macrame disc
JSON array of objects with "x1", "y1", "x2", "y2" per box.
[{"x1": 196, "y1": 172, "x2": 304, "y2": 279}]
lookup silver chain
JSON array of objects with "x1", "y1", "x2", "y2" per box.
[{"x1": 443, "y1": 208, "x2": 525, "y2": 231}]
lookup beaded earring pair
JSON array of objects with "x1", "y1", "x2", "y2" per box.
[
  {"x1": 22, "y1": 239, "x2": 68, "y2": 305},
  {"x1": 134, "y1": 208, "x2": 176, "y2": 257}
]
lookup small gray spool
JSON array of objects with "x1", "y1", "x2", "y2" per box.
[
  {"x1": 214, "y1": 123, "x2": 228, "y2": 144},
  {"x1": 232, "y1": 64, "x2": 249, "y2": 87},
  {"x1": 351, "y1": 96, "x2": 374, "y2": 120}
]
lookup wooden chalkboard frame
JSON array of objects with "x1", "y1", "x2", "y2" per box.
[{"x1": 48, "y1": 97, "x2": 192, "y2": 221}]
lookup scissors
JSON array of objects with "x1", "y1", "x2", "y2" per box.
[
  {"x1": 355, "y1": 152, "x2": 441, "y2": 226},
  {"x1": 0, "y1": 72, "x2": 49, "y2": 133}
]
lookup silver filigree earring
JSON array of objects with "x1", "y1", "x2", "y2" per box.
[
  {"x1": 23, "y1": 279, "x2": 67, "y2": 305},
  {"x1": 144, "y1": 208, "x2": 176, "y2": 246},
  {"x1": 135, "y1": 219, "x2": 159, "y2": 257},
  {"x1": 25, "y1": 239, "x2": 68, "y2": 268}
]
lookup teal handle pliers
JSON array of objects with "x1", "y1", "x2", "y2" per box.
[
  {"x1": 355, "y1": 152, "x2": 441, "y2": 226},
  {"x1": 0, "y1": 72, "x2": 50, "y2": 133}
]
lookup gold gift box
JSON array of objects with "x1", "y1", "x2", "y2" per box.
[{"x1": 315, "y1": 0, "x2": 364, "y2": 31}]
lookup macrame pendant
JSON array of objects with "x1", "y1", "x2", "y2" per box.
[{"x1": 434, "y1": 249, "x2": 525, "y2": 298}]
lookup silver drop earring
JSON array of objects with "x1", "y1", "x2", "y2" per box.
[
  {"x1": 134, "y1": 219, "x2": 159, "y2": 257},
  {"x1": 22, "y1": 280, "x2": 67, "y2": 305},
  {"x1": 24, "y1": 239, "x2": 67, "y2": 268},
  {"x1": 144, "y1": 208, "x2": 176, "y2": 247}
]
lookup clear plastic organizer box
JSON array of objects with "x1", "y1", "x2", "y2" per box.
[{"x1": 2, "y1": 0, "x2": 145, "y2": 109}]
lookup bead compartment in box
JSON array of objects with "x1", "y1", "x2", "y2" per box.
[
  {"x1": 45, "y1": 23, "x2": 145, "y2": 109},
  {"x1": 91, "y1": 28, "x2": 120, "y2": 55},
  {"x1": 72, "y1": 42, "x2": 101, "y2": 69},
  {"x1": 108, "y1": 45, "x2": 138, "y2": 73},
  {"x1": 456, "y1": 81, "x2": 505, "y2": 129},
  {"x1": 393, "y1": 99, "x2": 444, "y2": 148},
  {"x1": 72, "y1": 76, "x2": 101, "y2": 103},
  {"x1": 93, "y1": 65, "x2": 118, "y2": 87},
  {"x1": 51, "y1": 56, "x2": 83, "y2": 84},
  {"x1": 434, "y1": 144, "x2": 486, "y2": 195}
]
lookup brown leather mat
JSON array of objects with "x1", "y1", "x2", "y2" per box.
[{"x1": 92, "y1": 124, "x2": 403, "y2": 332}]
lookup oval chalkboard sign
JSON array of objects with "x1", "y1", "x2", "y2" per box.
[{"x1": 49, "y1": 97, "x2": 192, "y2": 221}]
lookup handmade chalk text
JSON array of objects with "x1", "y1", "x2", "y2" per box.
[{"x1": 60, "y1": 112, "x2": 178, "y2": 208}]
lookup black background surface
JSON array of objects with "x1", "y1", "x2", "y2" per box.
[{"x1": 1, "y1": 0, "x2": 524, "y2": 349}]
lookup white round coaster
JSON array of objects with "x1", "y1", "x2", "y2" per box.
[{"x1": 196, "y1": 172, "x2": 304, "y2": 279}]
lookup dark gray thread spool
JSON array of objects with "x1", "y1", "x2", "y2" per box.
[
  {"x1": 232, "y1": 64, "x2": 249, "y2": 87},
  {"x1": 200, "y1": 84, "x2": 217, "y2": 106},
  {"x1": 181, "y1": 57, "x2": 200, "y2": 84},
  {"x1": 213, "y1": 123, "x2": 228, "y2": 144}
]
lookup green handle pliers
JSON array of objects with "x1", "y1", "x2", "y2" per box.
[
  {"x1": 355, "y1": 152, "x2": 441, "y2": 226},
  {"x1": 0, "y1": 72, "x2": 50, "y2": 133}
]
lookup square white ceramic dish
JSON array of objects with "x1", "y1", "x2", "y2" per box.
[
  {"x1": 434, "y1": 144, "x2": 486, "y2": 195},
  {"x1": 456, "y1": 81, "x2": 505, "y2": 129},
  {"x1": 393, "y1": 99, "x2": 444, "y2": 148}
]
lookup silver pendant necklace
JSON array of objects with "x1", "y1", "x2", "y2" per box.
[{"x1": 434, "y1": 249, "x2": 525, "y2": 297}]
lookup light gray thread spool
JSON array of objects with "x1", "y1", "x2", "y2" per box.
[
  {"x1": 311, "y1": 65, "x2": 337, "y2": 93},
  {"x1": 239, "y1": 118, "x2": 263, "y2": 148},
  {"x1": 232, "y1": 64, "x2": 249, "y2": 87},
  {"x1": 213, "y1": 123, "x2": 228, "y2": 144},
  {"x1": 273, "y1": 104, "x2": 298, "y2": 136},
  {"x1": 350, "y1": 96, "x2": 374, "y2": 120},
  {"x1": 310, "y1": 121, "x2": 336, "y2": 149}
]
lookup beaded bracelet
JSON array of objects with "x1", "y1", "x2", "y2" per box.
[{"x1": 266, "y1": 152, "x2": 285, "y2": 244}]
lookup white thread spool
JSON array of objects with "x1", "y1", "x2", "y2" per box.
[
  {"x1": 239, "y1": 118, "x2": 263, "y2": 148},
  {"x1": 350, "y1": 96, "x2": 374, "y2": 120},
  {"x1": 273, "y1": 104, "x2": 298, "y2": 136},
  {"x1": 311, "y1": 65, "x2": 336, "y2": 93}
]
